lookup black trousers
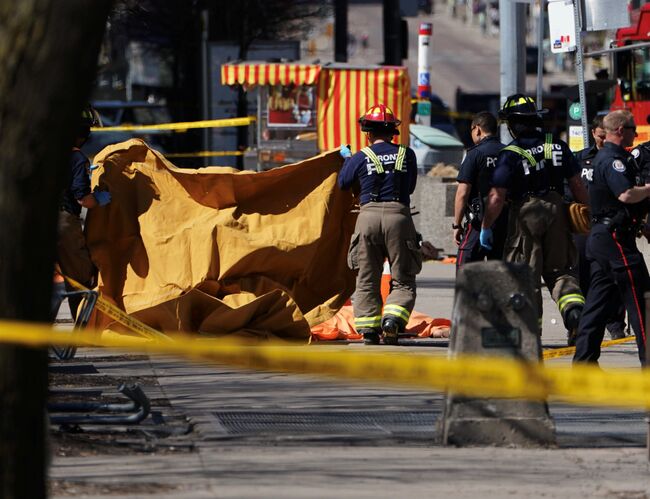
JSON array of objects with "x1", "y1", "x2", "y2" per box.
[
  {"x1": 574, "y1": 224, "x2": 649, "y2": 364},
  {"x1": 574, "y1": 233, "x2": 626, "y2": 334},
  {"x1": 456, "y1": 209, "x2": 508, "y2": 271}
]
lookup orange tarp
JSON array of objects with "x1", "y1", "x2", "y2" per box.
[
  {"x1": 311, "y1": 306, "x2": 451, "y2": 341},
  {"x1": 86, "y1": 139, "x2": 357, "y2": 342}
]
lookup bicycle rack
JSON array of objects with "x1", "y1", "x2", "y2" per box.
[
  {"x1": 51, "y1": 287, "x2": 98, "y2": 361},
  {"x1": 48, "y1": 383, "x2": 150, "y2": 425}
]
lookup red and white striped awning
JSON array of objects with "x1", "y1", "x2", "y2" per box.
[{"x1": 221, "y1": 63, "x2": 321, "y2": 87}]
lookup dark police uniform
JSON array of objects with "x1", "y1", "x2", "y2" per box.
[
  {"x1": 574, "y1": 142, "x2": 649, "y2": 364},
  {"x1": 571, "y1": 144, "x2": 627, "y2": 338},
  {"x1": 631, "y1": 140, "x2": 650, "y2": 182},
  {"x1": 491, "y1": 131, "x2": 584, "y2": 327},
  {"x1": 338, "y1": 141, "x2": 421, "y2": 334},
  {"x1": 57, "y1": 148, "x2": 96, "y2": 317},
  {"x1": 456, "y1": 135, "x2": 507, "y2": 269}
]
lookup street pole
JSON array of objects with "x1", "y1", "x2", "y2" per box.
[
  {"x1": 499, "y1": 0, "x2": 527, "y2": 142},
  {"x1": 383, "y1": 0, "x2": 402, "y2": 65},
  {"x1": 417, "y1": 22, "x2": 432, "y2": 99},
  {"x1": 536, "y1": 0, "x2": 545, "y2": 110},
  {"x1": 201, "y1": 9, "x2": 210, "y2": 167},
  {"x1": 573, "y1": 0, "x2": 589, "y2": 149},
  {"x1": 335, "y1": 0, "x2": 348, "y2": 63}
]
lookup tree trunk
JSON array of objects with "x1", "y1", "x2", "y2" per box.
[{"x1": 0, "y1": 1, "x2": 112, "y2": 497}]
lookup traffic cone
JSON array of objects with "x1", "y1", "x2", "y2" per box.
[{"x1": 380, "y1": 260, "x2": 391, "y2": 304}]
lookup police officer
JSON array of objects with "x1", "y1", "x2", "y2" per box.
[
  {"x1": 480, "y1": 94, "x2": 589, "y2": 338},
  {"x1": 631, "y1": 134, "x2": 650, "y2": 182},
  {"x1": 338, "y1": 104, "x2": 421, "y2": 345},
  {"x1": 453, "y1": 111, "x2": 507, "y2": 269},
  {"x1": 570, "y1": 114, "x2": 627, "y2": 342},
  {"x1": 57, "y1": 105, "x2": 111, "y2": 318},
  {"x1": 574, "y1": 110, "x2": 650, "y2": 365}
]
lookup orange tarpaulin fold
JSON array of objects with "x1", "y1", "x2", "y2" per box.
[
  {"x1": 85, "y1": 139, "x2": 357, "y2": 342},
  {"x1": 311, "y1": 305, "x2": 451, "y2": 341}
]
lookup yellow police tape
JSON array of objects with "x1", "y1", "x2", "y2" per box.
[
  {"x1": 90, "y1": 116, "x2": 256, "y2": 133},
  {"x1": 164, "y1": 151, "x2": 245, "y2": 159},
  {"x1": 63, "y1": 276, "x2": 172, "y2": 343},
  {"x1": 2, "y1": 318, "x2": 650, "y2": 409},
  {"x1": 66, "y1": 273, "x2": 637, "y2": 371},
  {"x1": 542, "y1": 336, "x2": 636, "y2": 360}
]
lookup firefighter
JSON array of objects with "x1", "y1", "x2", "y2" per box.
[
  {"x1": 480, "y1": 94, "x2": 589, "y2": 341},
  {"x1": 570, "y1": 114, "x2": 627, "y2": 342},
  {"x1": 453, "y1": 111, "x2": 507, "y2": 269},
  {"x1": 338, "y1": 104, "x2": 421, "y2": 345},
  {"x1": 574, "y1": 110, "x2": 650, "y2": 365},
  {"x1": 57, "y1": 105, "x2": 111, "y2": 318}
]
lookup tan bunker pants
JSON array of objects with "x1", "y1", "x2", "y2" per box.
[
  {"x1": 504, "y1": 191, "x2": 584, "y2": 324},
  {"x1": 347, "y1": 202, "x2": 423, "y2": 331}
]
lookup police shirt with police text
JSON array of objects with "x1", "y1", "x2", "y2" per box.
[
  {"x1": 338, "y1": 141, "x2": 417, "y2": 205},
  {"x1": 456, "y1": 135, "x2": 505, "y2": 203},
  {"x1": 589, "y1": 141, "x2": 645, "y2": 218},
  {"x1": 491, "y1": 131, "x2": 579, "y2": 201},
  {"x1": 631, "y1": 140, "x2": 650, "y2": 184},
  {"x1": 564, "y1": 143, "x2": 598, "y2": 202},
  {"x1": 61, "y1": 149, "x2": 91, "y2": 217}
]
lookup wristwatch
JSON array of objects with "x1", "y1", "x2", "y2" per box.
[{"x1": 452, "y1": 223, "x2": 462, "y2": 229}]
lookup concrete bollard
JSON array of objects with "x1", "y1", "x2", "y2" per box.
[{"x1": 439, "y1": 260, "x2": 557, "y2": 447}]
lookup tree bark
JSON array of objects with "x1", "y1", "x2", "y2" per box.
[{"x1": 0, "y1": 1, "x2": 112, "y2": 497}]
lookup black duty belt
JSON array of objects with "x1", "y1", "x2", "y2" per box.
[{"x1": 592, "y1": 215, "x2": 639, "y2": 234}]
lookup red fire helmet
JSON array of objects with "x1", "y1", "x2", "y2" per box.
[{"x1": 358, "y1": 103, "x2": 401, "y2": 134}]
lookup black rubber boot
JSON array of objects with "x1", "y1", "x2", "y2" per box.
[
  {"x1": 567, "y1": 328, "x2": 577, "y2": 347},
  {"x1": 381, "y1": 317, "x2": 401, "y2": 345},
  {"x1": 563, "y1": 306, "x2": 583, "y2": 347},
  {"x1": 360, "y1": 328, "x2": 380, "y2": 345}
]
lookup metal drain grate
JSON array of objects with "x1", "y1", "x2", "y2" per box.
[{"x1": 213, "y1": 410, "x2": 438, "y2": 436}]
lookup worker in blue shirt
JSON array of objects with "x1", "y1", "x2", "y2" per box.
[
  {"x1": 574, "y1": 110, "x2": 650, "y2": 365},
  {"x1": 57, "y1": 106, "x2": 111, "y2": 318},
  {"x1": 453, "y1": 111, "x2": 506, "y2": 269},
  {"x1": 338, "y1": 104, "x2": 421, "y2": 345}
]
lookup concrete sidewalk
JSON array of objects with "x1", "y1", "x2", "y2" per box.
[{"x1": 49, "y1": 261, "x2": 650, "y2": 498}]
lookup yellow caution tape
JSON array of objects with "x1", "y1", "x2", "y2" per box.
[
  {"x1": 4, "y1": 317, "x2": 650, "y2": 409},
  {"x1": 63, "y1": 276, "x2": 172, "y2": 343},
  {"x1": 164, "y1": 150, "x2": 245, "y2": 159},
  {"x1": 91, "y1": 116, "x2": 256, "y2": 133},
  {"x1": 542, "y1": 336, "x2": 636, "y2": 360}
]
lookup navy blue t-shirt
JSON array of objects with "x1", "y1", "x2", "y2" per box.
[
  {"x1": 491, "y1": 131, "x2": 580, "y2": 201},
  {"x1": 589, "y1": 141, "x2": 646, "y2": 219},
  {"x1": 456, "y1": 135, "x2": 505, "y2": 203},
  {"x1": 631, "y1": 140, "x2": 650, "y2": 183},
  {"x1": 61, "y1": 149, "x2": 91, "y2": 216},
  {"x1": 338, "y1": 141, "x2": 417, "y2": 205}
]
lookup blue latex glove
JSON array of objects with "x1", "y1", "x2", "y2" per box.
[
  {"x1": 94, "y1": 190, "x2": 111, "y2": 207},
  {"x1": 89, "y1": 163, "x2": 99, "y2": 172},
  {"x1": 479, "y1": 227, "x2": 493, "y2": 250},
  {"x1": 340, "y1": 144, "x2": 352, "y2": 159}
]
